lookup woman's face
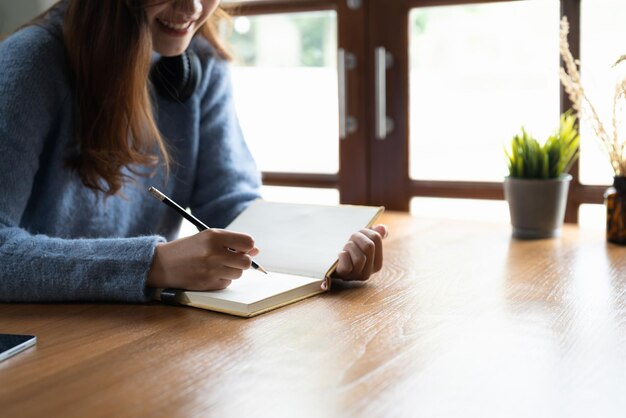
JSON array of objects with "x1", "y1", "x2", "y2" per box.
[{"x1": 144, "y1": 0, "x2": 220, "y2": 57}]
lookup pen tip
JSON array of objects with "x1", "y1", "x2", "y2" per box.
[{"x1": 258, "y1": 266, "x2": 268, "y2": 275}]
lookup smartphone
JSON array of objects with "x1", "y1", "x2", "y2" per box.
[{"x1": 0, "y1": 334, "x2": 36, "y2": 363}]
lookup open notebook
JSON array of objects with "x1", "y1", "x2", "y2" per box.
[{"x1": 155, "y1": 200, "x2": 384, "y2": 317}]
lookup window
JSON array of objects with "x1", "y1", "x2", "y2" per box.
[
  {"x1": 228, "y1": 11, "x2": 339, "y2": 175},
  {"x1": 224, "y1": 0, "x2": 368, "y2": 206},
  {"x1": 7, "y1": 0, "x2": 616, "y2": 220},
  {"x1": 409, "y1": 2, "x2": 559, "y2": 182},
  {"x1": 579, "y1": 0, "x2": 626, "y2": 186},
  {"x1": 224, "y1": 0, "x2": 612, "y2": 220}
]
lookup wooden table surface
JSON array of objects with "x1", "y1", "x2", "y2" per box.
[{"x1": 2, "y1": 212, "x2": 626, "y2": 418}]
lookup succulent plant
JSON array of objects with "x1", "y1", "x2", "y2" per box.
[{"x1": 505, "y1": 112, "x2": 580, "y2": 179}]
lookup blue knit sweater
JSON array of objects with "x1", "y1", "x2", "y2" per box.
[{"x1": 0, "y1": 10, "x2": 262, "y2": 303}]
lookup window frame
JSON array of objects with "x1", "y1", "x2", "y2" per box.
[
  {"x1": 227, "y1": 0, "x2": 605, "y2": 222},
  {"x1": 369, "y1": 0, "x2": 605, "y2": 222},
  {"x1": 225, "y1": 0, "x2": 370, "y2": 205}
]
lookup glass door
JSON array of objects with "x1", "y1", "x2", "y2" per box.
[
  {"x1": 369, "y1": 0, "x2": 562, "y2": 214},
  {"x1": 369, "y1": 0, "x2": 622, "y2": 224},
  {"x1": 223, "y1": 0, "x2": 369, "y2": 205}
]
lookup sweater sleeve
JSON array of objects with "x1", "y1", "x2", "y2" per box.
[
  {"x1": 188, "y1": 57, "x2": 262, "y2": 229},
  {"x1": 0, "y1": 27, "x2": 163, "y2": 303}
]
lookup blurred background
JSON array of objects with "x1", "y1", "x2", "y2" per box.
[
  {"x1": 0, "y1": 0, "x2": 56, "y2": 33},
  {"x1": 2, "y1": 0, "x2": 623, "y2": 231}
]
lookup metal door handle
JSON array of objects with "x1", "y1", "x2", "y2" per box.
[
  {"x1": 338, "y1": 48, "x2": 358, "y2": 139},
  {"x1": 375, "y1": 46, "x2": 394, "y2": 140}
]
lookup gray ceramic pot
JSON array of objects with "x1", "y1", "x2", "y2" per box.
[{"x1": 503, "y1": 174, "x2": 572, "y2": 239}]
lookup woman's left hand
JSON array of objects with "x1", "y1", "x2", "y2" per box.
[{"x1": 333, "y1": 224, "x2": 388, "y2": 281}]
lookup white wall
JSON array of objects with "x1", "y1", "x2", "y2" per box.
[{"x1": 0, "y1": 0, "x2": 56, "y2": 34}]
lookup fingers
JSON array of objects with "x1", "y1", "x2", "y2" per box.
[
  {"x1": 371, "y1": 224, "x2": 389, "y2": 239},
  {"x1": 335, "y1": 226, "x2": 386, "y2": 281},
  {"x1": 214, "y1": 279, "x2": 232, "y2": 290},
  {"x1": 222, "y1": 252, "x2": 253, "y2": 271},
  {"x1": 361, "y1": 228, "x2": 384, "y2": 273},
  {"x1": 147, "y1": 228, "x2": 261, "y2": 292},
  {"x1": 335, "y1": 250, "x2": 353, "y2": 277},
  {"x1": 344, "y1": 239, "x2": 372, "y2": 280},
  {"x1": 206, "y1": 229, "x2": 255, "y2": 253},
  {"x1": 205, "y1": 230, "x2": 257, "y2": 271}
]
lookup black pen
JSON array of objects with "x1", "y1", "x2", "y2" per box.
[{"x1": 148, "y1": 186, "x2": 268, "y2": 274}]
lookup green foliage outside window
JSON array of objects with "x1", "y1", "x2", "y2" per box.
[{"x1": 227, "y1": 13, "x2": 334, "y2": 67}]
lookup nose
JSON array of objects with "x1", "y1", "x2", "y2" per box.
[{"x1": 172, "y1": 0, "x2": 202, "y2": 19}]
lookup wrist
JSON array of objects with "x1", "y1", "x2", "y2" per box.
[{"x1": 146, "y1": 243, "x2": 168, "y2": 288}]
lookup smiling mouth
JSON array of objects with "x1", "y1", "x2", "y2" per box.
[{"x1": 157, "y1": 17, "x2": 194, "y2": 32}]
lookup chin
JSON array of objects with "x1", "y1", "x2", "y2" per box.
[{"x1": 154, "y1": 42, "x2": 191, "y2": 57}]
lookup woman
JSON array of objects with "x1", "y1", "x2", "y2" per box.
[{"x1": 0, "y1": 0, "x2": 387, "y2": 303}]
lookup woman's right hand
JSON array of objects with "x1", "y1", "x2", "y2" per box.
[{"x1": 146, "y1": 229, "x2": 259, "y2": 291}]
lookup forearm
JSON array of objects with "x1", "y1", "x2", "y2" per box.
[{"x1": 0, "y1": 226, "x2": 165, "y2": 303}]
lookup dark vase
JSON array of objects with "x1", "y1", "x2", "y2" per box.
[{"x1": 605, "y1": 176, "x2": 626, "y2": 244}]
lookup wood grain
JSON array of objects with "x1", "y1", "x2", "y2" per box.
[{"x1": 2, "y1": 212, "x2": 626, "y2": 417}]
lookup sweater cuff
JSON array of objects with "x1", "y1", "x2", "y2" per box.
[{"x1": 115, "y1": 235, "x2": 166, "y2": 303}]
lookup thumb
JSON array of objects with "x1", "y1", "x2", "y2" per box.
[{"x1": 370, "y1": 224, "x2": 388, "y2": 239}]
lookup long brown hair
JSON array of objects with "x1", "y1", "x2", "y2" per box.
[{"x1": 58, "y1": 0, "x2": 230, "y2": 196}]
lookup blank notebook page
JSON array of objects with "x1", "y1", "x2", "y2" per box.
[
  {"x1": 225, "y1": 201, "x2": 382, "y2": 278},
  {"x1": 185, "y1": 270, "x2": 321, "y2": 305}
]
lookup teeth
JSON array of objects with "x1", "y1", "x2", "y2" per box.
[{"x1": 158, "y1": 18, "x2": 192, "y2": 31}]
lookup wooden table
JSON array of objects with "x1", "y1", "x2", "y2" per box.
[{"x1": 2, "y1": 212, "x2": 626, "y2": 418}]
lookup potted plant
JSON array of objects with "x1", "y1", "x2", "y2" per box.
[{"x1": 504, "y1": 112, "x2": 580, "y2": 239}]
